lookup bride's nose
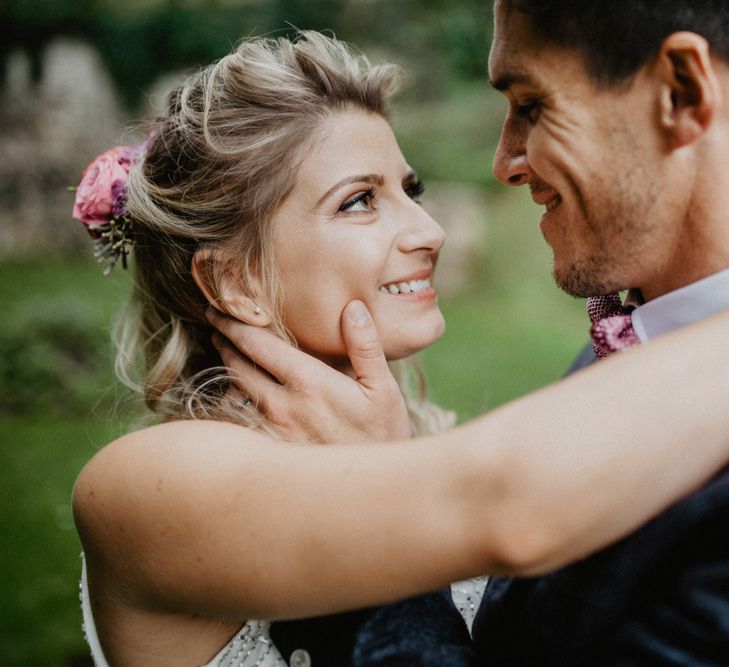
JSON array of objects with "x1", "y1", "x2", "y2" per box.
[{"x1": 396, "y1": 201, "x2": 446, "y2": 255}]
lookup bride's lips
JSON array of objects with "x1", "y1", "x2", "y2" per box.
[{"x1": 379, "y1": 268, "x2": 437, "y2": 301}]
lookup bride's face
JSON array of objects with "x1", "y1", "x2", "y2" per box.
[{"x1": 271, "y1": 109, "x2": 446, "y2": 365}]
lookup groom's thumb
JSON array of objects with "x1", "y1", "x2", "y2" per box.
[{"x1": 342, "y1": 300, "x2": 392, "y2": 391}]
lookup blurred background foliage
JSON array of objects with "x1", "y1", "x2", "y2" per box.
[
  {"x1": 1, "y1": 0, "x2": 490, "y2": 108},
  {"x1": 1, "y1": 1, "x2": 588, "y2": 665}
]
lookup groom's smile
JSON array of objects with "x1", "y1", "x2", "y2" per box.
[{"x1": 529, "y1": 185, "x2": 561, "y2": 218}]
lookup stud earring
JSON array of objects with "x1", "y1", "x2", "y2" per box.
[{"x1": 253, "y1": 306, "x2": 262, "y2": 315}]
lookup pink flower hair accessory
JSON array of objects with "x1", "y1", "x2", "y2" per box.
[{"x1": 71, "y1": 138, "x2": 152, "y2": 275}]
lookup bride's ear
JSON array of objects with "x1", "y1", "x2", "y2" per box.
[{"x1": 191, "y1": 248, "x2": 272, "y2": 327}]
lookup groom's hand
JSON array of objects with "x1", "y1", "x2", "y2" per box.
[{"x1": 207, "y1": 300, "x2": 411, "y2": 443}]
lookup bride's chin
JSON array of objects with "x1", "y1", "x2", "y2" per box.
[
  {"x1": 301, "y1": 319, "x2": 445, "y2": 369},
  {"x1": 383, "y1": 334, "x2": 446, "y2": 362},
  {"x1": 384, "y1": 347, "x2": 433, "y2": 362}
]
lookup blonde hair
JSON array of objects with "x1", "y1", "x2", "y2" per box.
[{"x1": 117, "y1": 31, "x2": 453, "y2": 437}]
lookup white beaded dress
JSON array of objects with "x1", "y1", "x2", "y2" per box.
[{"x1": 81, "y1": 553, "x2": 486, "y2": 666}]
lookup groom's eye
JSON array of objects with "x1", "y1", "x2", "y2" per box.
[{"x1": 516, "y1": 100, "x2": 541, "y2": 123}]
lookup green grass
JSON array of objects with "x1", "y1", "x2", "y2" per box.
[
  {"x1": 0, "y1": 418, "x2": 124, "y2": 667},
  {"x1": 0, "y1": 187, "x2": 593, "y2": 665},
  {"x1": 1, "y1": 258, "x2": 132, "y2": 667},
  {"x1": 0, "y1": 256, "x2": 132, "y2": 323}
]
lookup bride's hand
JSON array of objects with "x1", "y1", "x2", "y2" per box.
[{"x1": 207, "y1": 300, "x2": 412, "y2": 443}]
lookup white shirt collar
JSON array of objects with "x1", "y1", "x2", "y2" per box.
[{"x1": 631, "y1": 267, "x2": 729, "y2": 342}]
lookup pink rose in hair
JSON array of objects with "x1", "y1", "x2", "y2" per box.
[{"x1": 72, "y1": 147, "x2": 132, "y2": 229}]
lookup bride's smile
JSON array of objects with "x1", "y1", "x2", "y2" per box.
[
  {"x1": 272, "y1": 109, "x2": 446, "y2": 364},
  {"x1": 379, "y1": 269, "x2": 435, "y2": 298}
]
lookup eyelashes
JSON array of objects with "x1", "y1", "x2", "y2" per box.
[
  {"x1": 338, "y1": 187, "x2": 375, "y2": 212},
  {"x1": 405, "y1": 178, "x2": 425, "y2": 200},
  {"x1": 337, "y1": 179, "x2": 425, "y2": 213}
]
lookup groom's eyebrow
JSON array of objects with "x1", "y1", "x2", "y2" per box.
[
  {"x1": 490, "y1": 71, "x2": 537, "y2": 92},
  {"x1": 317, "y1": 173, "x2": 385, "y2": 206}
]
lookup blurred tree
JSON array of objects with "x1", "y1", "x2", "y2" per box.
[
  {"x1": 1, "y1": 0, "x2": 94, "y2": 82},
  {"x1": 1, "y1": 0, "x2": 491, "y2": 108}
]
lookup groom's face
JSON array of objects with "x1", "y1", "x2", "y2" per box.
[{"x1": 489, "y1": 2, "x2": 666, "y2": 297}]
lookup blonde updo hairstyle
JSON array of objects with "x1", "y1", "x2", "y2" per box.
[{"x1": 118, "y1": 31, "x2": 453, "y2": 437}]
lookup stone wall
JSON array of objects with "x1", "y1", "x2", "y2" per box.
[{"x1": 0, "y1": 39, "x2": 129, "y2": 256}]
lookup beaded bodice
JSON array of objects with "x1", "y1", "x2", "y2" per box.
[
  {"x1": 212, "y1": 621, "x2": 286, "y2": 667},
  {"x1": 450, "y1": 576, "x2": 489, "y2": 633}
]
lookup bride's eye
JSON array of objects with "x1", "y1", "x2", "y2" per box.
[{"x1": 339, "y1": 188, "x2": 376, "y2": 213}]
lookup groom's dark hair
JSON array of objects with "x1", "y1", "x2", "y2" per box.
[{"x1": 503, "y1": 0, "x2": 729, "y2": 86}]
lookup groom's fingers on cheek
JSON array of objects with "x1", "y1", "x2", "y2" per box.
[
  {"x1": 216, "y1": 339, "x2": 278, "y2": 396},
  {"x1": 211, "y1": 331, "x2": 228, "y2": 352},
  {"x1": 208, "y1": 308, "x2": 334, "y2": 396},
  {"x1": 207, "y1": 309, "x2": 327, "y2": 388},
  {"x1": 207, "y1": 308, "x2": 243, "y2": 343},
  {"x1": 206, "y1": 306, "x2": 228, "y2": 329},
  {"x1": 229, "y1": 327, "x2": 307, "y2": 387},
  {"x1": 208, "y1": 314, "x2": 282, "y2": 379},
  {"x1": 206, "y1": 308, "x2": 256, "y2": 351}
]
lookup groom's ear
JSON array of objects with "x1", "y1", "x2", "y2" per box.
[
  {"x1": 191, "y1": 248, "x2": 272, "y2": 327},
  {"x1": 656, "y1": 31, "x2": 720, "y2": 150}
]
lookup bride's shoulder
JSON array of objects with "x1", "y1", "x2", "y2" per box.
[
  {"x1": 72, "y1": 419, "x2": 266, "y2": 543},
  {"x1": 120, "y1": 418, "x2": 255, "y2": 445},
  {"x1": 82, "y1": 419, "x2": 262, "y2": 469}
]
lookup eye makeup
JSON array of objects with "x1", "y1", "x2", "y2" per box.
[{"x1": 338, "y1": 188, "x2": 376, "y2": 212}]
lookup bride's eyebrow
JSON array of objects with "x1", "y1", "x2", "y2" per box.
[{"x1": 316, "y1": 173, "x2": 384, "y2": 206}]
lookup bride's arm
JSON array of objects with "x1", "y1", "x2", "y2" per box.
[{"x1": 73, "y1": 309, "x2": 729, "y2": 621}]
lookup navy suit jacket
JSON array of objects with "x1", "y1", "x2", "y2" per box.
[
  {"x1": 471, "y1": 342, "x2": 729, "y2": 665},
  {"x1": 270, "y1": 588, "x2": 475, "y2": 666}
]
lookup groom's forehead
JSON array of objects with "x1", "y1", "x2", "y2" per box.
[{"x1": 488, "y1": 12, "x2": 581, "y2": 89}]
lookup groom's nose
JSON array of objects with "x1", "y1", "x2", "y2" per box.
[{"x1": 493, "y1": 123, "x2": 532, "y2": 187}]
